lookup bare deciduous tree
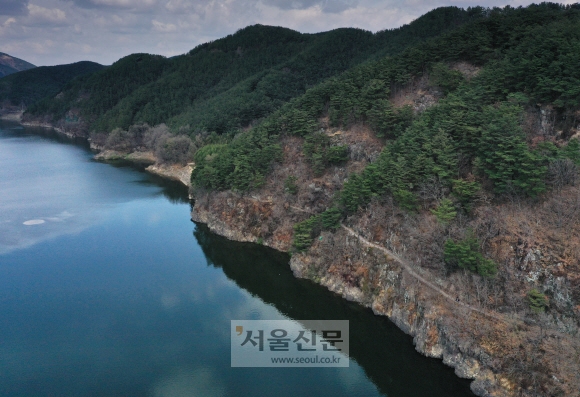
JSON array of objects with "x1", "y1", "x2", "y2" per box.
[
  {"x1": 417, "y1": 176, "x2": 448, "y2": 208},
  {"x1": 547, "y1": 158, "x2": 578, "y2": 191},
  {"x1": 544, "y1": 189, "x2": 580, "y2": 229}
]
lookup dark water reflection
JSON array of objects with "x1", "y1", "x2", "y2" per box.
[
  {"x1": 194, "y1": 224, "x2": 474, "y2": 397},
  {"x1": 0, "y1": 121, "x2": 474, "y2": 397}
]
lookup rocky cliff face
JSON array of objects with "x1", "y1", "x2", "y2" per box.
[
  {"x1": 190, "y1": 112, "x2": 580, "y2": 397},
  {"x1": 192, "y1": 199, "x2": 507, "y2": 396},
  {"x1": 288, "y1": 226, "x2": 516, "y2": 397},
  {"x1": 145, "y1": 163, "x2": 194, "y2": 188},
  {"x1": 192, "y1": 191, "x2": 580, "y2": 396}
]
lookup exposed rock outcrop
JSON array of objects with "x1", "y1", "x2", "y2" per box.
[
  {"x1": 94, "y1": 150, "x2": 193, "y2": 188},
  {"x1": 190, "y1": 111, "x2": 580, "y2": 396},
  {"x1": 145, "y1": 163, "x2": 194, "y2": 188}
]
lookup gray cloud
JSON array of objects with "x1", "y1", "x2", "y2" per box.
[
  {"x1": 0, "y1": 0, "x2": 29, "y2": 15},
  {"x1": 321, "y1": 0, "x2": 358, "y2": 13},
  {"x1": 262, "y1": 0, "x2": 358, "y2": 13},
  {"x1": 24, "y1": 4, "x2": 68, "y2": 26},
  {"x1": 71, "y1": 0, "x2": 158, "y2": 10}
]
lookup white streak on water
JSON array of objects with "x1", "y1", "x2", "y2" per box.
[{"x1": 23, "y1": 219, "x2": 45, "y2": 225}]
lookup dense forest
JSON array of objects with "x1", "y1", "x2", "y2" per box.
[
  {"x1": 26, "y1": 3, "x2": 580, "y2": 253},
  {"x1": 0, "y1": 61, "x2": 104, "y2": 109},
  {"x1": 191, "y1": 3, "x2": 580, "y2": 217},
  {"x1": 26, "y1": 6, "x2": 481, "y2": 134}
]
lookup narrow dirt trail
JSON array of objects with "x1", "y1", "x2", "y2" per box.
[{"x1": 341, "y1": 224, "x2": 511, "y2": 324}]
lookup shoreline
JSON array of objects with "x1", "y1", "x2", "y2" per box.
[
  {"x1": 93, "y1": 149, "x2": 194, "y2": 189},
  {"x1": 0, "y1": 111, "x2": 73, "y2": 137},
  {"x1": 6, "y1": 118, "x2": 485, "y2": 395},
  {"x1": 6, "y1": 119, "x2": 194, "y2": 190},
  {"x1": 191, "y1": 200, "x2": 495, "y2": 397},
  {"x1": 0, "y1": 110, "x2": 24, "y2": 122},
  {"x1": 189, "y1": 169, "x2": 580, "y2": 397}
]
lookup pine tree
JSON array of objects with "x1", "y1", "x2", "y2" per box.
[
  {"x1": 444, "y1": 231, "x2": 497, "y2": 277},
  {"x1": 527, "y1": 289, "x2": 548, "y2": 313},
  {"x1": 452, "y1": 179, "x2": 481, "y2": 211},
  {"x1": 477, "y1": 104, "x2": 546, "y2": 195},
  {"x1": 425, "y1": 129, "x2": 458, "y2": 182},
  {"x1": 430, "y1": 198, "x2": 457, "y2": 225}
]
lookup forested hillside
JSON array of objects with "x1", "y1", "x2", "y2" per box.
[
  {"x1": 188, "y1": 4, "x2": 580, "y2": 396},
  {"x1": 192, "y1": 3, "x2": 580, "y2": 195},
  {"x1": 26, "y1": 6, "x2": 481, "y2": 135},
  {"x1": 0, "y1": 61, "x2": 104, "y2": 109}
]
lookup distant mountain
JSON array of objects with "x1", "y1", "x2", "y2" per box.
[
  {"x1": 0, "y1": 53, "x2": 36, "y2": 78},
  {"x1": 0, "y1": 61, "x2": 105, "y2": 109},
  {"x1": 27, "y1": 6, "x2": 482, "y2": 134}
]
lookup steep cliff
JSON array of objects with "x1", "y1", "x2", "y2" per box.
[{"x1": 191, "y1": 93, "x2": 580, "y2": 396}]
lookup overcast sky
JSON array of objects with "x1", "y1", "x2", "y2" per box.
[{"x1": 0, "y1": 0, "x2": 576, "y2": 66}]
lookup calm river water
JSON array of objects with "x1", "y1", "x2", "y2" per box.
[{"x1": 0, "y1": 120, "x2": 474, "y2": 397}]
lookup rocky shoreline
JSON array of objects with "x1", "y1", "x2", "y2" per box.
[
  {"x1": 93, "y1": 149, "x2": 194, "y2": 188},
  {"x1": 191, "y1": 202, "x2": 500, "y2": 397},
  {"x1": 190, "y1": 175, "x2": 579, "y2": 397},
  {"x1": 17, "y1": 114, "x2": 493, "y2": 394}
]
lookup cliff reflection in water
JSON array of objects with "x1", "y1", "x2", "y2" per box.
[{"x1": 193, "y1": 223, "x2": 474, "y2": 397}]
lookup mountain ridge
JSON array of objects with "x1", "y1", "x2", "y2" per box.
[{"x1": 25, "y1": 6, "x2": 483, "y2": 136}]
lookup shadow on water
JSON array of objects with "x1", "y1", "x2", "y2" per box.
[
  {"x1": 193, "y1": 223, "x2": 475, "y2": 397},
  {"x1": 141, "y1": 173, "x2": 190, "y2": 204},
  {"x1": 0, "y1": 120, "x2": 90, "y2": 148},
  {"x1": 104, "y1": 158, "x2": 190, "y2": 205}
]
